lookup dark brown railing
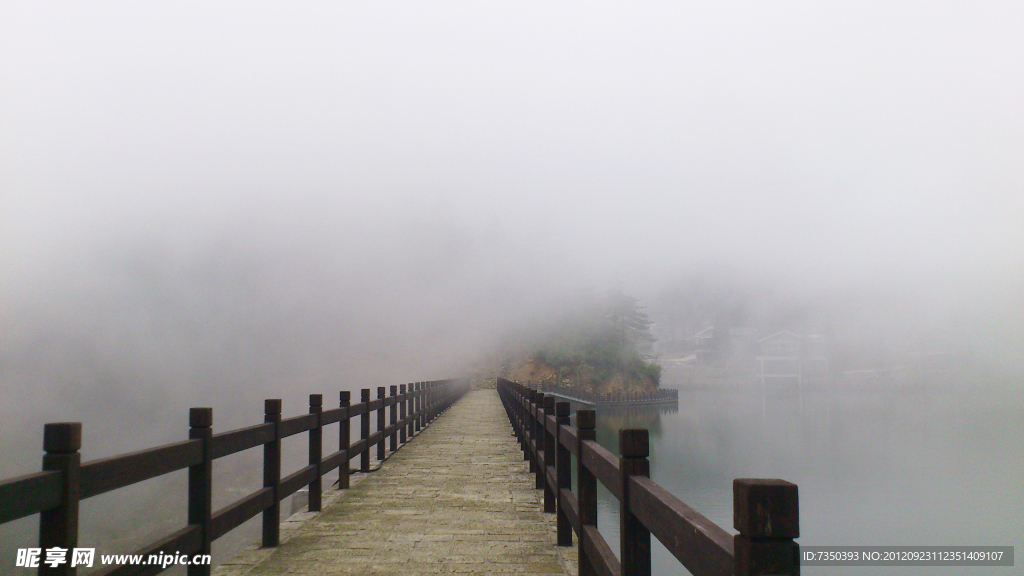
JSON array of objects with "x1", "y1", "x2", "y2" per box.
[
  {"x1": 497, "y1": 377, "x2": 799, "y2": 576},
  {"x1": 534, "y1": 382, "x2": 679, "y2": 406},
  {"x1": 0, "y1": 378, "x2": 469, "y2": 576}
]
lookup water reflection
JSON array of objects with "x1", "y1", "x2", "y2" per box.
[{"x1": 576, "y1": 383, "x2": 1024, "y2": 576}]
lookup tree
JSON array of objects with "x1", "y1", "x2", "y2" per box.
[{"x1": 603, "y1": 290, "x2": 655, "y2": 352}]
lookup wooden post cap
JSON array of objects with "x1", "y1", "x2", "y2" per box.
[
  {"x1": 619, "y1": 429, "x2": 649, "y2": 458},
  {"x1": 555, "y1": 402, "x2": 570, "y2": 417},
  {"x1": 401, "y1": 384, "x2": 406, "y2": 392},
  {"x1": 733, "y1": 479, "x2": 799, "y2": 538},
  {"x1": 340, "y1": 391, "x2": 351, "y2": 404},
  {"x1": 378, "y1": 387, "x2": 385, "y2": 397},
  {"x1": 577, "y1": 410, "x2": 596, "y2": 430},
  {"x1": 309, "y1": 394, "x2": 323, "y2": 407},
  {"x1": 189, "y1": 408, "x2": 213, "y2": 428},
  {"x1": 390, "y1": 385, "x2": 397, "y2": 394},
  {"x1": 543, "y1": 396, "x2": 555, "y2": 410},
  {"x1": 265, "y1": 399, "x2": 282, "y2": 414},
  {"x1": 43, "y1": 423, "x2": 81, "y2": 453},
  {"x1": 361, "y1": 389, "x2": 370, "y2": 401}
]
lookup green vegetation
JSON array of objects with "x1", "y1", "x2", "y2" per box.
[{"x1": 524, "y1": 290, "x2": 661, "y2": 393}]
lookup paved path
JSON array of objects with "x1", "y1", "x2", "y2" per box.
[{"x1": 216, "y1": 390, "x2": 577, "y2": 576}]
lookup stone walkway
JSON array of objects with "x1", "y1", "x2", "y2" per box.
[{"x1": 216, "y1": 390, "x2": 577, "y2": 575}]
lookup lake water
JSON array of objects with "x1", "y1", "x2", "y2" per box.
[{"x1": 578, "y1": 382, "x2": 1024, "y2": 576}]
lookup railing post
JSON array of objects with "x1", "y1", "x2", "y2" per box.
[
  {"x1": 511, "y1": 382, "x2": 521, "y2": 448},
  {"x1": 555, "y1": 401, "x2": 572, "y2": 546},
  {"x1": 429, "y1": 382, "x2": 435, "y2": 422},
  {"x1": 423, "y1": 382, "x2": 430, "y2": 424},
  {"x1": 521, "y1": 385, "x2": 528, "y2": 448},
  {"x1": 339, "y1": 391, "x2": 351, "y2": 489},
  {"x1": 733, "y1": 479, "x2": 799, "y2": 576},
  {"x1": 308, "y1": 394, "x2": 323, "y2": 512},
  {"x1": 262, "y1": 399, "x2": 282, "y2": 547},
  {"x1": 423, "y1": 383, "x2": 429, "y2": 425},
  {"x1": 39, "y1": 423, "x2": 81, "y2": 576},
  {"x1": 377, "y1": 387, "x2": 386, "y2": 462},
  {"x1": 619, "y1": 429, "x2": 651, "y2": 576},
  {"x1": 399, "y1": 384, "x2": 408, "y2": 444},
  {"x1": 520, "y1": 385, "x2": 529, "y2": 459},
  {"x1": 534, "y1": 392, "x2": 546, "y2": 489},
  {"x1": 187, "y1": 409, "x2": 212, "y2": 576},
  {"x1": 405, "y1": 381, "x2": 413, "y2": 430},
  {"x1": 543, "y1": 396, "x2": 556, "y2": 513},
  {"x1": 403, "y1": 381, "x2": 411, "y2": 434},
  {"x1": 416, "y1": 383, "x2": 423, "y2": 432},
  {"x1": 532, "y1": 387, "x2": 540, "y2": 469},
  {"x1": 360, "y1": 389, "x2": 370, "y2": 473},
  {"x1": 576, "y1": 410, "x2": 597, "y2": 576},
  {"x1": 389, "y1": 385, "x2": 398, "y2": 453},
  {"x1": 508, "y1": 381, "x2": 516, "y2": 434}
]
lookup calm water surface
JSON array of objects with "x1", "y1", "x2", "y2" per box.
[{"x1": 580, "y1": 383, "x2": 1023, "y2": 576}]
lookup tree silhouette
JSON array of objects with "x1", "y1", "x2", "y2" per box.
[{"x1": 603, "y1": 290, "x2": 655, "y2": 352}]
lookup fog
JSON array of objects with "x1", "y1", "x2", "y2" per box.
[{"x1": 1, "y1": 0, "x2": 1022, "y2": 566}]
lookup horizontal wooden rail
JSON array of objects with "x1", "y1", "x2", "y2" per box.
[
  {"x1": 349, "y1": 438, "x2": 368, "y2": 456},
  {"x1": 321, "y1": 407, "x2": 346, "y2": 425},
  {"x1": 580, "y1": 441, "x2": 622, "y2": 500},
  {"x1": 581, "y1": 525, "x2": 621, "y2": 576},
  {"x1": 560, "y1": 488, "x2": 579, "y2": 532},
  {"x1": 0, "y1": 377, "x2": 470, "y2": 576},
  {"x1": 628, "y1": 476, "x2": 733, "y2": 576},
  {"x1": 0, "y1": 471, "x2": 62, "y2": 524},
  {"x1": 321, "y1": 448, "x2": 347, "y2": 474},
  {"x1": 210, "y1": 487, "x2": 274, "y2": 540},
  {"x1": 279, "y1": 414, "x2": 318, "y2": 438},
  {"x1": 80, "y1": 440, "x2": 203, "y2": 499},
  {"x1": 211, "y1": 423, "x2": 275, "y2": 459},
  {"x1": 497, "y1": 377, "x2": 800, "y2": 576},
  {"x1": 367, "y1": 431, "x2": 384, "y2": 448},
  {"x1": 279, "y1": 465, "x2": 318, "y2": 500}
]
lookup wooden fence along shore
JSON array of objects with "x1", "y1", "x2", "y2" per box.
[
  {"x1": 532, "y1": 382, "x2": 679, "y2": 406},
  {"x1": 497, "y1": 377, "x2": 800, "y2": 576},
  {"x1": 0, "y1": 379, "x2": 469, "y2": 576}
]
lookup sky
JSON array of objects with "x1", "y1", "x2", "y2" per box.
[
  {"x1": 1, "y1": 1, "x2": 1022, "y2": 450},
  {"x1": 3, "y1": 1, "x2": 1021, "y2": 286}
]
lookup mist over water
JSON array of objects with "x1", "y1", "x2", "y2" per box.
[
  {"x1": 587, "y1": 383, "x2": 1024, "y2": 576},
  {"x1": 2, "y1": 1, "x2": 1022, "y2": 572}
]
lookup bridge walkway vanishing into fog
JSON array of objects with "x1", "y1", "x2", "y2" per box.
[
  {"x1": 215, "y1": 390, "x2": 577, "y2": 576},
  {"x1": 2, "y1": 377, "x2": 799, "y2": 576}
]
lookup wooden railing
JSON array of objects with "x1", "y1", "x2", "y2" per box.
[
  {"x1": 534, "y1": 382, "x2": 679, "y2": 406},
  {"x1": 497, "y1": 377, "x2": 799, "y2": 576},
  {"x1": 0, "y1": 378, "x2": 469, "y2": 576}
]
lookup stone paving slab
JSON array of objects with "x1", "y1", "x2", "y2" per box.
[{"x1": 215, "y1": 390, "x2": 578, "y2": 576}]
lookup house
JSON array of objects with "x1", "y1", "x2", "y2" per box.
[
  {"x1": 690, "y1": 326, "x2": 715, "y2": 363},
  {"x1": 756, "y1": 331, "x2": 829, "y2": 387}
]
